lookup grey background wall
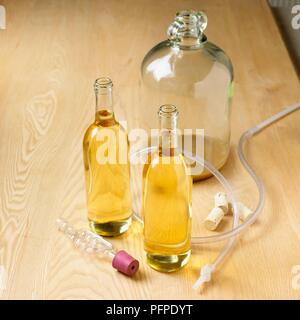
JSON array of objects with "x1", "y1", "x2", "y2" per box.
[{"x1": 269, "y1": 0, "x2": 300, "y2": 74}]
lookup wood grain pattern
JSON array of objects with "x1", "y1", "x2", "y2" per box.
[{"x1": 0, "y1": 0, "x2": 299, "y2": 299}]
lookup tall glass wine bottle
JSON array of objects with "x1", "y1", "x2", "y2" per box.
[
  {"x1": 143, "y1": 105, "x2": 192, "y2": 272},
  {"x1": 83, "y1": 77, "x2": 132, "y2": 236}
]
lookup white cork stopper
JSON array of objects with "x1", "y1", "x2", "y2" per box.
[
  {"x1": 204, "y1": 207, "x2": 225, "y2": 231},
  {"x1": 237, "y1": 202, "x2": 253, "y2": 221},
  {"x1": 214, "y1": 192, "x2": 229, "y2": 214}
]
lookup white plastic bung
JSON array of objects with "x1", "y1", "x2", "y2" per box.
[
  {"x1": 237, "y1": 202, "x2": 253, "y2": 221},
  {"x1": 214, "y1": 192, "x2": 229, "y2": 214},
  {"x1": 204, "y1": 207, "x2": 225, "y2": 231}
]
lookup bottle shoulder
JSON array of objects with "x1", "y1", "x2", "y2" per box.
[
  {"x1": 204, "y1": 41, "x2": 234, "y2": 80},
  {"x1": 143, "y1": 153, "x2": 191, "y2": 190},
  {"x1": 141, "y1": 40, "x2": 233, "y2": 82},
  {"x1": 145, "y1": 152, "x2": 189, "y2": 174},
  {"x1": 83, "y1": 121, "x2": 128, "y2": 147},
  {"x1": 83, "y1": 122, "x2": 98, "y2": 145}
]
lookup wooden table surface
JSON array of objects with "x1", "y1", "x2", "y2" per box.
[{"x1": 0, "y1": 0, "x2": 300, "y2": 300}]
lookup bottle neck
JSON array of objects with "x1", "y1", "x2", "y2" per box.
[
  {"x1": 95, "y1": 86, "x2": 113, "y2": 113},
  {"x1": 158, "y1": 105, "x2": 179, "y2": 156},
  {"x1": 168, "y1": 10, "x2": 208, "y2": 49},
  {"x1": 94, "y1": 78, "x2": 116, "y2": 126}
]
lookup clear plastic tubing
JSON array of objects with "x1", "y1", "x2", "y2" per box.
[
  {"x1": 131, "y1": 102, "x2": 300, "y2": 273},
  {"x1": 192, "y1": 101, "x2": 300, "y2": 243}
]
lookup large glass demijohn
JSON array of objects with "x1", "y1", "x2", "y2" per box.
[{"x1": 141, "y1": 10, "x2": 234, "y2": 180}]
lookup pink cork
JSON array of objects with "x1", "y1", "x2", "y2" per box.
[{"x1": 112, "y1": 250, "x2": 139, "y2": 277}]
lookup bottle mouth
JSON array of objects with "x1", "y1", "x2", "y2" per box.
[
  {"x1": 94, "y1": 77, "x2": 113, "y2": 89},
  {"x1": 167, "y1": 10, "x2": 208, "y2": 46},
  {"x1": 158, "y1": 104, "x2": 179, "y2": 118},
  {"x1": 176, "y1": 10, "x2": 200, "y2": 26}
]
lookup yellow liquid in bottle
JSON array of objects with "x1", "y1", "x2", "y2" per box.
[
  {"x1": 83, "y1": 110, "x2": 132, "y2": 236},
  {"x1": 182, "y1": 134, "x2": 230, "y2": 181},
  {"x1": 143, "y1": 150, "x2": 192, "y2": 272}
]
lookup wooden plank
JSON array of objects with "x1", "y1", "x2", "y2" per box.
[{"x1": 0, "y1": 0, "x2": 299, "y2": 299}]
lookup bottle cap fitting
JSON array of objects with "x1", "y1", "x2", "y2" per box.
[{"x1": 112, "y1": 250, "x2": 139, "y2": 277}]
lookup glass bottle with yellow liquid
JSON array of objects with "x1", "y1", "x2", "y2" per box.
[
  {"x1": 83, "y1": 77, "x2": 132, "y2": 236},
  {"x1": 143, "y1": 105, "x2": 192, "y2": 272}
]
